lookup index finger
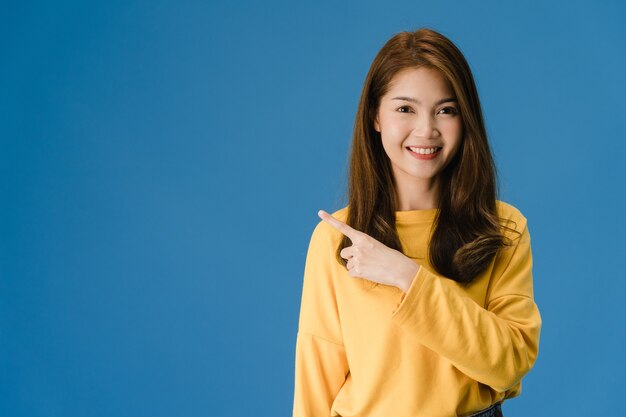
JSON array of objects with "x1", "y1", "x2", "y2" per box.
[{"x1": 317, "y1": 209, "x2": 363, "y2": 241}]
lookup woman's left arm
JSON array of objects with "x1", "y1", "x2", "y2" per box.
[{"x1": 389, "y1": 219, "x2": 542, "y2": 393}]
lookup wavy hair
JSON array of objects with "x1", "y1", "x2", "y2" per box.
[{"x1": 336, "y1": 28, "x2": 519, "y2": 286}]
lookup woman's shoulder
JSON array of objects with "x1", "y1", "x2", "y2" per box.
[
  {"x1": 495, "y1": 199, "x2": 529, "y2": 236},
  {"x1": 309, "y1": 206, "x2": 350, "y2": 244}
]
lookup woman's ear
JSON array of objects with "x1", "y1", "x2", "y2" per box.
[{"x1": 374, "y1": 114, "x2": 380, "y2": 132}]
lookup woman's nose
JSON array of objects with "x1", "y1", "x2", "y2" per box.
[{"x1": 412, "y1": 114, "x2": 438, "y2": 138}]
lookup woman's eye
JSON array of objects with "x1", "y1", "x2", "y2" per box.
[
  {"x1": 440, "y1": 106, "x2": 458, "y2": 115},
  {"x1": 397, "y1": 106, "x2": 413, "y2": 113}
]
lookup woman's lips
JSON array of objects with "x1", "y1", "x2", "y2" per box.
[{"x1": 406, "y1": 147, "x2": 441, "y2": 160}]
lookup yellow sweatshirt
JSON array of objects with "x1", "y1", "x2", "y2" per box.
[{"x1": 292, "y1": 200, "x2": 541, "y2": 417}]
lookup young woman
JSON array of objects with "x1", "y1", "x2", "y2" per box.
[{"x1": 292, "y1": 28, "x2": 542, "y2": 417}]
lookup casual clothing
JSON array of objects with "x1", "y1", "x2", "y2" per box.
[
  {"x1": 292, "y1": 200, "x2": 541, "y2": 417},
  {"x1": 469, "y1": 402, "x2": 503, "y2": 417}
]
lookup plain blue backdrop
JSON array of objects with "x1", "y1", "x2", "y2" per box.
[{"x1": 1, "y1": 1, "x2": 625, "y2": 416}]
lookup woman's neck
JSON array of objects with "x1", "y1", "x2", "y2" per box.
[{"x1": 395, "y1": 178, "x2": 440, "y2": 211}]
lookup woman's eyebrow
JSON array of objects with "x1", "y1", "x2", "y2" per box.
[{"x1": 392, "y1": 96, "x2": 458, "y2": 105}]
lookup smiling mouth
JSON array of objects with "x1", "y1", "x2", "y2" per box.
[{"x1": 406, "y1": 146, "x2": 442, "y2": 155}]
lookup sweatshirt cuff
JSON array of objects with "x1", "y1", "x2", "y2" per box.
[{"x1": 389, "y1": 265, "x2": 429, "y2": 320}]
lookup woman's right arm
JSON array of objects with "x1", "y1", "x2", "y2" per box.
[{"x1": 293, "y1": 221, "x2": 350, "y2": 417}]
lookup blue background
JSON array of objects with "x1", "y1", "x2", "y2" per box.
[{"x1": 2, "y1": 1, "x2": 625, "y2": 416}]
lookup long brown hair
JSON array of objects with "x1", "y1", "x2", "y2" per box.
[{"x1": 336, "y1": 28, "x2": 519, "y2": 287}]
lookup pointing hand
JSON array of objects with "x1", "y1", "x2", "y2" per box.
[{"x1": 318, "y1": 209, "x2": 420, "y2": 293}]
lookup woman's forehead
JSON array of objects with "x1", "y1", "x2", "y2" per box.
[{"x1": 384, "y1": 68, "x2": 455, "y2": 101}]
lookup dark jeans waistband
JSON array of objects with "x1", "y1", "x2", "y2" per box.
[{"x1": 468, "y1": 402, "x2": 503, "y2": 417}]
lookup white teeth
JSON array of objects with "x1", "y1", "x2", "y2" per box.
[{"x1": 408, "y1": 146, "x2": 440, "y2": 155}]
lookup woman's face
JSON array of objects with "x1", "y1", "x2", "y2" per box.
[{"x1": 374, "y1": 66, "x2": 463, "y2": 191}]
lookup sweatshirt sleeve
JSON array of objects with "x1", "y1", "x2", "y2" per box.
[
  {"x1": 388, "y1": 216, "x2": 542, "y2": 393},
  {"x1": 293, "y1": 222, "x2": 349, "y2": 417}
]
